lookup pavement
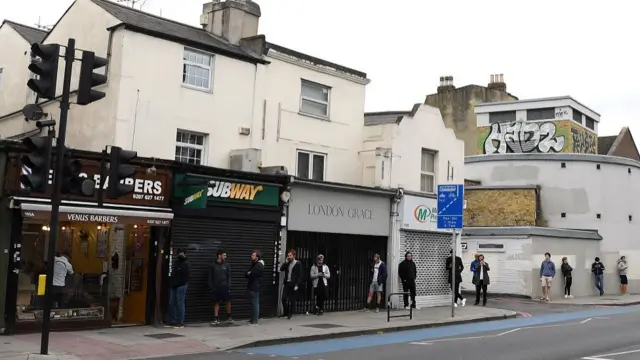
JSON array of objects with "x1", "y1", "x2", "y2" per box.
[
  {"x1": 0, "y1": 305, "x2": 514, "y2": 360},
  {"x1": 206, "y1": 305, "x2": 640, "y2": 360}
]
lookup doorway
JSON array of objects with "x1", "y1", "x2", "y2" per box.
[{"x1": 111, "y1": 224, "x2": 150, "y2": 325}]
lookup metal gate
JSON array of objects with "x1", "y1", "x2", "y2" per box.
[
  {"x1": 399, "y1": 230, "x2": 452, "y2": 307},
  {"x1": 170, "y1": 216, "x2": 280, "y2": 323},
  {"x1": 287, "y1": 231, "x2": 388, "y2": 313}
]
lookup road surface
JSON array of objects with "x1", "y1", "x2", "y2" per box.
[{"x1": 156, "y1": 306, "x2": 640, "y2": 360}]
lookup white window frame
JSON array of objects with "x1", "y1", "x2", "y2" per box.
[
  {"x1": 0, "y1": 68, "x2": 3, "y2": 89},
  {"x1": 175, "y1": 130, "x2": 207, "y2": 165},
  {"x1": 299, "y1": 79, "x2": 331, "y2": 119},
  {"x1": 182, "y1": 48, "x2": 213, "y2": 92},
  {"x1": 296, "y1": 150, "x2": 327, "y2": 181},
  {"x1": 420, "y1": 149, "x2": 436, "y2": 193}
]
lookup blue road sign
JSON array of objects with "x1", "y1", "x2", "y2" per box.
[{"x1": 437, "y1": 184, "x2": 464, "y2": 229}]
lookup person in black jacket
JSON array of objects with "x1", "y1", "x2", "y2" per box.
[
  {"x1": 168, "y1": 248, "x2": 189, "y2": 328},
  {"x1": 246, "y1": 250, "x2": 264, "y2": 325},
  {"x1": 365, "y1": 254, "x2": 387, "y2": 312},
  {"x1": 280, "y1": 249, "x2": 303, "y2": 319},
  {"x1": 446, "y1": 250, "x2": 466, "y2": 307},
  {"x1": 209, "y1": 250, "x2": 232, "y2": 325},
  {"x1": 398, "y1": 251, "x2": 417, "y2": 309}
]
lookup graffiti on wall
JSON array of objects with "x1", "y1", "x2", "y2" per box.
[
  {"x1": 571, "y1": 127, "x2": 597, "y2": 154},
  {"x1": 482, "y1": 120, "x2": 566, "y2": 154}
]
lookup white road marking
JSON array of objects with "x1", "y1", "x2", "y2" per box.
[
  {"x1": 496, "y1": 328, "x2": 521, "y2": 336},
  {"x1": 598, "y1": 348, "x2": 640, "y2": 357},
  {"x1": 580, "y1": 318, "x2": 592, "y2": 324},
  {"x1": 594, "y1": 316, "x2": 610, "y2": 320},
  {"x1": 581, "y1": 357, "x2": 612, "y2": 360}
]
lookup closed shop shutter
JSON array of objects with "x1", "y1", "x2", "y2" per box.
[
  {"x1": 171, "y1": 216, "x2": 279, "y2": 323},
  {"x1": 399, "y1": 230, "x2": 452, "y2": 307}
]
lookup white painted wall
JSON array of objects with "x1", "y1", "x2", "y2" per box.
[
  {"x1": 261, "y1": 53, "x2": 367, "y2": 185},
  {"x1": 361, "y1": 105, "x2": 465, "y2": 193},
  {"x1": 0, "y1": 24, "x2": 38, "y2": 119},
  {"x1": 465, "y1": 154, "x2": 640, "y2": 255},
  {"x1": 475, "y1": 97, "x2": 600, "y2": 124}
]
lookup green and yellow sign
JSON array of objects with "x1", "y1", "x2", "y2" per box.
[{"x1": 174, "y1": 174, "x2": 280, "y2": 208}]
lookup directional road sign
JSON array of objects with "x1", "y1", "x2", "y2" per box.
[{"x1": 437, "y1": 184, "x2": 464, "y2": 229}]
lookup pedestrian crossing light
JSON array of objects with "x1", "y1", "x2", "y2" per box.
[
  {"x1": 61, "y1": 157, "x2": 95, "y2": 196},
  {"x1": 20, "y1": 135, "x2": 53, "y2": 192},
  {"x1": 77, "y1": 51, "x2": 108, "y2": 105},
  {"x1": 107, "y1": 146, "x2": 137, "y2": 199},
  {"x1": 27, "y1": 43, "x2": 60, "y2": 100}
]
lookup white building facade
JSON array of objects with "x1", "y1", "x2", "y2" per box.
[
  {"x1": 362, "y1": 104, "x2": 465, "y2": 307},
  {"x1": 0, "y1": 0, "x2": 369, "y2": 185}
]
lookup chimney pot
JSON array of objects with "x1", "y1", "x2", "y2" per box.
[
  {"x1": 439, "y1": 76, "x2": 444, "y2": 86},
  {"x1": 499, "y1": 73, "x2": 504, "y2": 83},
  {"x1": 490, "y1": 74, "x2": 495, "y2": 83}
]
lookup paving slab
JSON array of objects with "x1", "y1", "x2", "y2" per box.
[{"x1": 0, "y1": 306, "x2": 515, "y2": 359}]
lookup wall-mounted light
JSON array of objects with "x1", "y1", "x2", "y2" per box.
[
  {"x1": 134, "y1": 225, "x2": 138, "y2": 229},
  {"x1": 61, "y1": 226, "x2": 66, "y2": 231},
  {"x1": 97, "y1": 225, "x2": 102, "y2": 230},
  {"x1": 42, "y1": 225, "x2": 50, "y2": 231}
]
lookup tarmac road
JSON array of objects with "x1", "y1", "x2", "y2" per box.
[{"x1": 155, "y1": 306, "x2": 640, "y2": 360}]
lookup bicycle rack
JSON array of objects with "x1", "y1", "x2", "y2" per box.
[{"x1": 387, "y1": 292, "x2": 413, "y2": 322}]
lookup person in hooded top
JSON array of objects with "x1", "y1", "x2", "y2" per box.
[
  {"x1": 446, "y1": 249, "x2": 466, "y2": 307},
  {"x1": 398, "y1": 251, "x2": 418, "y2": 309}
]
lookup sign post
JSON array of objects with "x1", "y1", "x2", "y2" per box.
[{"x1": 437, "y1": 184, "x2": 464, "y2": 318}]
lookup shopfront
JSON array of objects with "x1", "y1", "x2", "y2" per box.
[
  {"x1": 286, "y1": 181, "x2": 394, "y2": 313},
  {"x1": 2, "y1": 154, "x2": 173, "y2": 334},
  {"x1": 397, "y1": 193, "x2": 458, "y2": 308},
  {"x1": 170, "y1": 173, "x2": 285, "y2": 323}
]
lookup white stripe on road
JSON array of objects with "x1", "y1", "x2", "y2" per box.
[
  {"x1": 496, "y1": 328, "x2": 521, "y2": 336},
  {"x1": 581, "y1": 357, "x2": 612, "y2": 360},
  {"x1": 597, "y1": 348, "x2": 640, "y2": 357},
  {"x1": 580, "y1": 318, "x2": 592, "y2": 324}
]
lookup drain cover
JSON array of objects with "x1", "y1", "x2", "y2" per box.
[
  {"x1": 144, "y1": 333, "x2": 184, "y2": 339},
  {"x1": 301, "y1": 323, "x2": 345, "y2": 329}
]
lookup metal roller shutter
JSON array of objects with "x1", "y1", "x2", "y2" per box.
[
  {"x1": 399, "y1": 230, "x2": 452, "y2": 307},
  {"x1": 171, "y1": 216, "x2": 279, "y2": 323}
]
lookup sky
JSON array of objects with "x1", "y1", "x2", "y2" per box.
[{"x1": 2, "y1": 0, "x2": 638, "y2": 136}]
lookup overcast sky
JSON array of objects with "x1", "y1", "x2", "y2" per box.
[{"x1": 2, "y1": 0, "x2": 638, "y2": 136}]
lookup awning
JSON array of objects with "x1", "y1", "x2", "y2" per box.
[{"x1": 19, "y1": 203, "x2": 173, "y2": 227}]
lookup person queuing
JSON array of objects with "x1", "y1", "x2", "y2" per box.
[
  {"x1": 561, "y1": 257, "x2": 573, "y2": 298},
  {"x1": 209, "y1": 250, "x2": 233, "y2": 325},
  {"x1": 168, "y1": 248, "x2": 190, "y2": 328},
  {"x1": 310, "y1": 254, "x2": 331, "y2": 315},
  {"x1": 280, "y1": 249, "x2": 303, "y2": 319},
  {"x1": 246, "y1": 250, "x2": 264, "y2": 325},
  {"x1": 365, "y1": 254, "x2": 387, "y2": 312},
  {"x1": 472, "y1": 254, "x2": 490, "y2": 306},
  {"x1": 398, "y1": 251, "x2": 417, "y2": 309},
  {"x1": 540, "y1": 252, "x2": 556, "y2": 302},
  {"x1": 446, "y1": 249, "x2": 466, "y2": 307},
  {"x1": 592, "y1": 257, "x2": 605, "y2": 296}
]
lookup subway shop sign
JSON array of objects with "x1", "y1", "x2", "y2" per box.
[{"x1": 174, "y1": 174, "x2": 280, "y2": 208}]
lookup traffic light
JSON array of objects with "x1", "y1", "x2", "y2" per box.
[
  {"x1": 19, "y1": 136, "x2": 53, "y2": 192},
  {"x1": 27, "y1": 43, "x2": 60, "y2": 100},
  {"x1": 77, "y1": 51, "x2": 108, "y2": 105},
  {"x1": 107, "y1": 146, "x2": 137, "y2": 199},
  {"x1": 61, "y1": 157, "x2": 95, "y2": 196}
]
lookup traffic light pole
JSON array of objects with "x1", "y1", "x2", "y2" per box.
[{"x1": 40, "y1": 38, "x2": 75, "y2": 355}]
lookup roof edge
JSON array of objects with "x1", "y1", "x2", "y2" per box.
[{"x1": 462, "y1": 226, "x2": 602, "y2": 240}]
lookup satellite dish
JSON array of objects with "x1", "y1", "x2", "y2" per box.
[{"x1": 22, "y1": 104, "x2": 47, "y2": 121}]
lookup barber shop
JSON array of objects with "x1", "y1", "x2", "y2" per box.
[
  {"x1": 0, "y1": 149, "x2": 173, "y2": 334},
  {"x1": 285, "y1": 180, "x2": 394, "y2": 313}
]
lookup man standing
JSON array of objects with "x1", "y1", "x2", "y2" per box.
[
  {"x1": 592, "y1": 257, "x2": 605, "y2": 296},
  {"x1": 310, "y1": 254, "x2": 330, "y2": 315},
  {"x1": 209, "y1": 250, "x2": 233, "y2": 325},
  {"x1": 446, "y1": 249, "x2": 466, "y2": 307},
  {"x1": 365, "y1": 254, "x2": 387, "y2": 312},
  {"x1": 53, "y1": 252, "x2": 73, "y2": 308},
  {"x1": 168, "y1": 248, "x2": 189, "y2": 328},
  {"x1": 246, "y1": 250, "x2": 264, "y2": 325},
  {"x1": 473, "y1": 254, "x2": 490, "y2": 306},
  {"x1": 398, "y1": 251, "x2": 417, "y2": 309},
  {"x1": 280, "y1": 249, "x2": 303, "y2": 319},
  {"x1": 618, "y1": 256, "x2": 629, "y2": 295},
  {"x1": 540, "y1": 252, "x2": 556, "y2": 301}
]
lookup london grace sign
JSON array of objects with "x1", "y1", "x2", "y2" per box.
[{"x1": 307, "y1": 203, "x2": 374, "y2": 220}]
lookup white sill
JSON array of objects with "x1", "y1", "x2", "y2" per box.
[
  {"x1": 298, "y1": 111, "x2": 330, "y2": 122},
  {"x1": 181, "y1": 83, "x2": 213, "y2": 94}
]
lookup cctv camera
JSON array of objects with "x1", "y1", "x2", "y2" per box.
[{"x1": 146, "y1": 166, "x2": 157, "y2": 175}]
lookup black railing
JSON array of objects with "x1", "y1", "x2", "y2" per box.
[{"x1": 387, "y1": 292, "x2": 412, "y2": 322}]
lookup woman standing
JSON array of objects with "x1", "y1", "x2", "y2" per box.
[
  {"x1": 472, "y1": 254, "x2": 490, "y2": 306},
  {"x1": 618, "y1": 256, "x2": 629, "y2": 295},
  {"x1": 561, "y1": 257, "x2": 573, "y2": 298}
]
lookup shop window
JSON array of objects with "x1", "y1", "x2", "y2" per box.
[{"x1": 14, "y1": 220, "x2": 151, "y2": 325}]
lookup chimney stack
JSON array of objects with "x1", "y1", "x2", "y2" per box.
[
  {"x1": 201, "y1": 0, "x2": 261, "y2": 45},
  {"x1": 487, "y1": 73, "x2": 507, "y2": 92},
  {"x1": 437, "y1": 75, "x2": 456, "y2": 93}
]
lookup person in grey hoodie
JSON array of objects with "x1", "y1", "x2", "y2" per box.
[
  {"x1": 618, "y1": 256, "x2": 629, "y2": 295},
  {"x1": 540, "y1": 252, "x2": 556, "y2": 301}
]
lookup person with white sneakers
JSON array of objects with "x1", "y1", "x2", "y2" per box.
[
  {"x1": 446, "y1": 249, "x2": 466, "y2": 307},
  {"x1": 561, "y1": 257, "x2": 574, "y2": 298}
]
